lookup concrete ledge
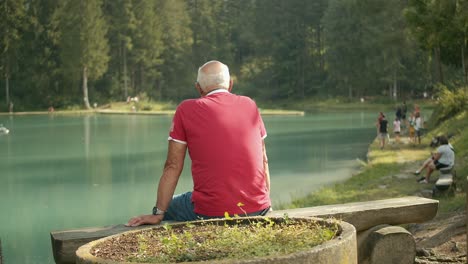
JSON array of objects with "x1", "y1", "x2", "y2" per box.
[{"x1": 75, "y1": 217, "x2": 357, "y2": 264}]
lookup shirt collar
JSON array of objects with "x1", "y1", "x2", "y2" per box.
[{"x1": 206, "y1": 88, "x2": 230, "y2": 96}]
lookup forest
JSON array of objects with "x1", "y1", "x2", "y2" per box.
[{"x1": 1, "y1": 0, "x2": 467, "y2": 110}]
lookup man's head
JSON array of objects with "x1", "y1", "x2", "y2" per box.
[{"x1": 196, "y1": 60, "x2": 233, "y2": 95}]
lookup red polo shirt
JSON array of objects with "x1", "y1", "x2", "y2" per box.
[{"x1": 168, "y1": 89, "x2": 270, "y2": 216}]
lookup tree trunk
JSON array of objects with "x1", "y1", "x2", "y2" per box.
[
  {"x1": 389, "y1": 84, "x2": 392, "y2": 100},
  {"x1": 344, "y1": 77, "x2": 352, "y2": 99},
  {"x1": 393, "y1": 70, "x2": 398, "y2": 101},
  {"x1": 82, "y1": 66, "x2": 91, "y2": 109},
  {"x1": 462, "y1": 42, "x2": 467, "y2": 86},
  {"x1": 434, "y1": 45, "x2": 444, "y2": 84},
  {"x1": 123, "y1": 44, "x2": 128, "y2": 100},
  {"x1": 318, "y1": 25, "x2": 324, "y2": 72},
  {"x1": 5, "y1": 74, "x2": 9, "y2": 106}
]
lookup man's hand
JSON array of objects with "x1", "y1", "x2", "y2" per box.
[{"x1": 126, "y1": 214, "x2": 163, "y2": 227}]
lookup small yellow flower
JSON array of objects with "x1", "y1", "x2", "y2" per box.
[
  {"x1": 237, "y1": 202, "x2": 245, "y2": 207},
  {"x1": 224, "y1": 212, "x2": 232, "y2": 220}
]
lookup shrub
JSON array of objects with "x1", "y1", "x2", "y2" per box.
[{"x1": 429, "y1": 85, "x2": 467, "y2": 128}]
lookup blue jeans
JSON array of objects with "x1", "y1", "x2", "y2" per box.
[
  {"x1": 163, "y1": 192, "x2": 270, "y2": 221},
  {"x1": 163, "y1": 192, "x2": 198, "y2": 221}
]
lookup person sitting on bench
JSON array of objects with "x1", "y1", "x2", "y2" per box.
[{"x1": 415, "y1": 135, "x2": 455, "y2": 184}]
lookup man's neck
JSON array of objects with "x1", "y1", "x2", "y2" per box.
[{"x1": 205, "y1": 88, "x2": 229, "y2": 96}]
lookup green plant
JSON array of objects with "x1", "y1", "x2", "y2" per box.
[{"x1": 93, "y1": 217, "x2": 339, "y2": 263}]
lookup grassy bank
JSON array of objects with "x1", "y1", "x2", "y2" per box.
[{"x1": 284, "y1": 108, "x2": 467, "y2": 214}]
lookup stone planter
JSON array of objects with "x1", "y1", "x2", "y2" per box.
[{"x1": 76, "y1": 217, "x2": 357, "y2": 264}]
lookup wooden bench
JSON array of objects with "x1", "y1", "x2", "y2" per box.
[{"x1": 50, "y1": 196, "x2": 438, "y2": 264}]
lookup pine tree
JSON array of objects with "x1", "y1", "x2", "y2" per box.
[
  {"x1": 131, "y1": 0, "x2": 164, "y2": 96},
  {"x1": 0, "y1": 0, "x2": 26, "y2": 108},
  {"x1": 104, "y1": 0, "x2": 137, "y2": 100},
  {"x1": 158, "y1": 0, "x2": 193, "y2": 100},
  {"x1": 56, "y1": 0, "x2": 109, "y2": 109}
]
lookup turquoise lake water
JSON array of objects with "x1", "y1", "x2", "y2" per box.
[{"x1": 0, "y1": 111, "x2": 377, "y2": 263}]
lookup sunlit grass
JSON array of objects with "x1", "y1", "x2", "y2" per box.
[{"x1": 106, "y1": 101, "x2": 176, "y2": 112}]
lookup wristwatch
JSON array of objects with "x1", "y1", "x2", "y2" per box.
[{"x1": 152, "y1": 206, "x2": 165, "y2": 215}]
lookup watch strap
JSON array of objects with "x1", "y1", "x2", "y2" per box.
[{"x1": 152, "y1": 206, "x2": 165, "y2": 215}]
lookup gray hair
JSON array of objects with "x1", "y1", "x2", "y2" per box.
[{"x1": 196, "y1": 61, "x2": 230, "y2": 91}]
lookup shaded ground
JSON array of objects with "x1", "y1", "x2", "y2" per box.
[{"x1": 410, "y1": 212, "x2": 466, "y2": 263}]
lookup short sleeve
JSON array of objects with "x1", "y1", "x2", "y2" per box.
[
  {"x1": 257, "y1": 109, "x2": 267, "y2": 139},
  {"x1": 438, "y1": 145, "x2": 449, "y2": 155},
  {"x1": 168, "y1": 105, "x2": 187, "y2": 144}
]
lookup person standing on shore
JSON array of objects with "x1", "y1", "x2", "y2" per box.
[
  {"x1": 376, "y1": 112, "x2": 384, "y2": 136},
  {"x1": 378, "y1": 114, "x2": 388, "y2": 149},
  {"x1": 414, "y1": 112, "x2": 423, "y2": 145},
  {"x1": 401, "y1": 101, "x2": 407, "y2": 134},
  {"x1": 393, "y1": 116, "x2": 401, "y2": 144},
  {"x1": 126, "y1": 60, "x2": 271, "y2": 226}
]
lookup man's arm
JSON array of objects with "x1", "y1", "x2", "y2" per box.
[
  {"x1": 126, "y1": 141, "x2": 187, "y2": 226},
  {"x1": 262, "y1": 140, "x2": 270, "y2": 193},
  {"x1": 432, "y1": 152, "x2": 442, "y2": 161}
]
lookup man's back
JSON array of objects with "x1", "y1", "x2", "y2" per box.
[{"x1": 169, "y1": 90, "x2": 270, "y2": 216}]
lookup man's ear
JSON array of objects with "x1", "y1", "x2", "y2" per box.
[
  {"x1": 228, "y1": 79, "x2": 234, "y2": 92},
  {"x1": 195, "y1": 82, "x2": 204, "y2": 96}
]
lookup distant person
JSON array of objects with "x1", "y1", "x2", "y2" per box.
[
  {"x1": 414, "y1": 112, "x2": 423, "y2": 144},
  {"x1": 395, "y1": 106, "x2": 402, "y2": 121},
  {"x1": 401, "y1": 101, "x2": 407, "y2": 120},
  {"x1": 413, "y1": 104, "x2": 420, "y2": 116},
  {"x1": 393, "y1": 116, "x2": 401, "y2": 144},
  {"x1": 48, "y1": 106, "x2": 55, "y2": 113},
  {"x1": 376, "y1": 112, "x2": 384, "y2": 136},
  {"x1": 401, "y1": 101, "x2": 407, "y2": 133},
  {"x1": 378, "y1": 114, "x2": 388, "y2": 149},
  {"x1": 415, "y1": 136, "x2": 455, "y2": 184},
  {"x1": 126, "y1": 60, "x2": 271, "y2": 227},
  {"x1": 408, "y1": 113, "x2": 416, "y2": 143},
  {"x1": 8, "y1": 101, "x2": 14, "y2": 113}
]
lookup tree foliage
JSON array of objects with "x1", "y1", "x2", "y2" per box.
[{"x1": 0, "y1": 0, "x2": 466, "y2": 110}]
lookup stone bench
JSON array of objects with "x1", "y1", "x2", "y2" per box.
[
  {"x1": 433, "y1": 168, "x2": 457, "y2": 196},
  {"x1": 50, "y1": 196, "x2": 438, "y2": 264}
]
